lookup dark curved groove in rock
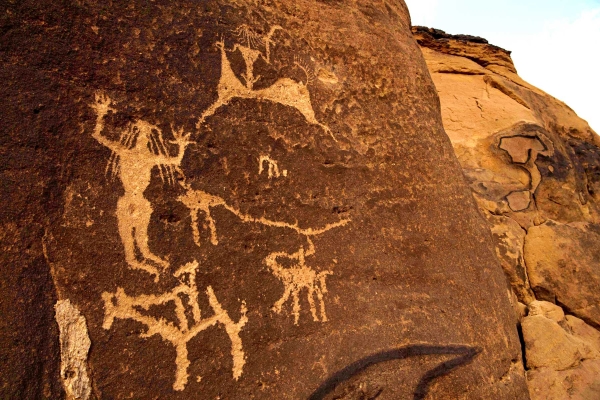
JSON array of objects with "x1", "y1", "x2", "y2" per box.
[{"x1": 308, "y1": 344, "x2": 481, "y2": 400}]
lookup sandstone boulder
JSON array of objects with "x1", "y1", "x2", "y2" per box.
[
  {"x1": 527, "y1": 360, "x2": 600, "y2": 400},
  {"x1": 527, "y1": 300, "x2": 565, "y2": 323},
  {"x1": 522, "y1": 302, "x2": 600, "y2": 399},
  {"x1": 524, "y1": 221, "x2": 600, "y2": 327},
  {"x1": 0, "y1": 2, "x2": 527, "y2": 399}
]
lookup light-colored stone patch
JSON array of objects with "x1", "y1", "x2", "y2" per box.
[
  {"x1": 497, "y1": 131, "x2": 554, "y2": 211},
  {"x1": 506, "y1": 190, "x2": 532, "y2": 212},
  {"x1": 55, "y1": 299, "x2": 92, "y2": 400}
]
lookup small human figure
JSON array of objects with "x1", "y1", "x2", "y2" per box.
[
  {"x1": 258, "y1": 155, "x2": 286, "y2": 178},
  {"x1": 91, "y1": 93, "x2": 193, "y2": 280}
]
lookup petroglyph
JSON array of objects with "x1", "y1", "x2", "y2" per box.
[
  {"x1": 91, "y1": 93, "x2": 193, "y2": 280},
  {"x1": 101, "y1": 260, "x2": 248, "y2": 391},
  {"x1": 196, "y1": 27, "x2": 333, "y2": 140},
  {"x1": 55, "y1": 299, "x2": 92, "y2": 400},
  {"x1": 234, "y1": 24, "x2": 282, "y2": 65},
  {"x1": 178, "y1": 182, "x2": 350, "y2": 248},
  {"x1": 178, "y1": 184, "x2": 225, "y2": 247},
  {"x1": 92, "y1": 24, "x2": 350, "y2": 391},
  {"x1": 258, "y1": 155, "x2": 287, "y2": 178},
  {"x1": 265, "y1": 239, "x2": 332, "y2": 325},
  {"x1": 176, "y1": 178, "x2": 346, "y2": 326}
]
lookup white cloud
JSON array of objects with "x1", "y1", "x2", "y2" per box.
[{"x1": 404, "y1": 0, "x2": 439, "y2": 27}]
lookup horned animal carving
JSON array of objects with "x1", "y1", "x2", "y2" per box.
[{"x1": 265, "y1": 239, "x2": 332, "y2": 325}]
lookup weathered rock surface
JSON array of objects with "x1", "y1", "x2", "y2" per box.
[
  {"x1": 522, "y1": 301, "x2": 600, "y2": 399},
  {"x1": 414, "y1": 25, "x2": 600, "y2": 400},
  {"x1": 524, "y1": 221, "x2": 600, "y2": 327},
  {"x1": 487, "y1": 213, "x2": 535, "y2": 303},
  {"x1": 1, "y1": 2, "x2": 527, "y2": 399},
  {"x1": 526, "y1": 360, "x2": 600, "y2": 400}
]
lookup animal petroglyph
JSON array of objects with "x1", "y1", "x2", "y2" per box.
[
  {"x1": 101, "y1": 260, "x2": 248, "y2": 391},
  {"x1": 92, "y1": 23, "x2": 350, "y2": 391},
  {"x1": 178, "y1": 183, "x2": 349, "y2": 249},
  {"x1": 91, "y1": 93, "x2": 193, "y2": 280},
  {"x1": 265, "y1": 239, "x2": 332, "y2": 325},
  {"x1": 176, "y1": 178, "x2": 346, "y2": 326},
  {"x1": 196, "y1": 28, "x2": 333, "y2": 140},
  {"x1": 258, "y1": 155, "x2": 287, "y2": 178},
  {"x1": 178, "y1": 184, "x2": 225, "y2": 247}
]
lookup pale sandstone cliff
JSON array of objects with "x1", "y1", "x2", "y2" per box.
[{"x1": 414, "y1": 26, "x2": 600, "y2": 400}]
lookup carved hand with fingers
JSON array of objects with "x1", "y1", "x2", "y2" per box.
[
  {"x1": 170, "y1": 126, "x2": 195, "y2": 149},
  {"x1": 92, "y1": 92, "x2": 116, "y2": 118}
]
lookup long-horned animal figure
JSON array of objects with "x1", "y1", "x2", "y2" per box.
[
  {"x1": 91, "y1": 93, "x2": 193, "y2": 280},
  {"x1": 196, "y1": 27, "x2": 333, "y2": 140},
  {"x1": 101, "y1": 260, "x2": 248, "y2": 391},
  {"x1": 177, "y1": 177, "x2": 350, "y2": 250},
  {"x1": 265, "y1": 239, "x2": 333, "y2": 325}
]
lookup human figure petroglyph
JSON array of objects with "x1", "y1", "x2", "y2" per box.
[
  {"x1": 232, "y1": 25, "x2": 284, "y2": 88},
  {"x1": 101, "y1": 260, "x2": 248, "y2": 391},
  {"x1": 265, "y1": 239, "x2": 332, "y2": 325},
  {"x1": 196, "y1": 30, "x2": 334, "y2": 140},
  {"x1": 258, "y1": 155, "x2": 287, "y2": 178},
  {"x1": 234, "y1": 24, "x2": 282, "y2": 65},
  {"x1": 91, "y1": 93, "x2": 193, "y2": 280}
]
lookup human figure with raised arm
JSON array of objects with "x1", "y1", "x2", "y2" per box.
[{"x1": 91, "y1": 93, "x2": 193, "y2": 280}]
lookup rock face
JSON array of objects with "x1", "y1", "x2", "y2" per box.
[
  {"x1": 525, "y1": 222, "x2": 600, "y2": 326},
  {"x1": 413, "y1": 26, "x2": 600, "y2": 399},
  {"x1": 0, "y1": 2, "x2": 529, "y2": 399},
  {"x1": 522, "y1": 301, "x2": 600, "y2": 399}
]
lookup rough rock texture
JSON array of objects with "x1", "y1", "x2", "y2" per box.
[
  {"x1": 522, "y1": 301, "x2": 600, "y2": 399},
  {"x1": 525, "y1": 221, "x2": 600, "y2": 327},
  {"x1": 414, "y1": 26, "x2": 600, "y2": 400},
  {"x1": 0, "y1": 2, "x2": 529, "y2": 399}
]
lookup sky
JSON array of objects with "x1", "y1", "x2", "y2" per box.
[{"x1": 404, "y1": 0, "x2": 600, "y2": 134}]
